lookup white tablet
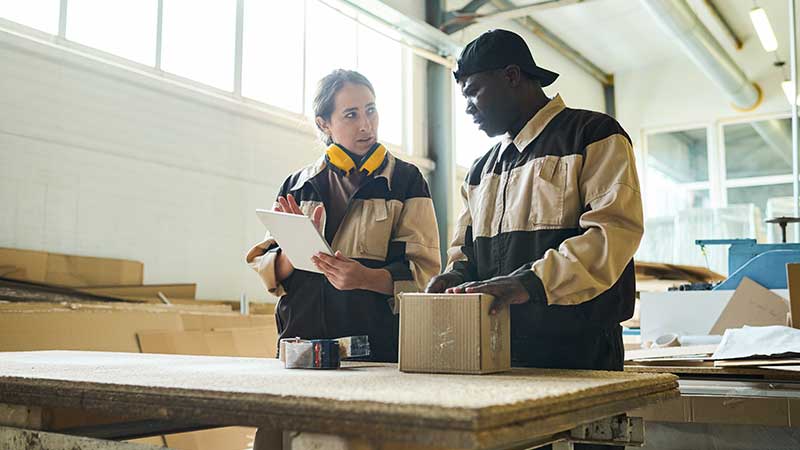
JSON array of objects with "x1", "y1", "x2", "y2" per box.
[{"x1": 256, "y1": 209, "x2": 333, "y2": 274}]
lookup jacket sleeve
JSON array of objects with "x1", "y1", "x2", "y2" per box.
[
  {"x1": 443, "y1": 178, "x2": 479, "y2": 282},
  {"x1": 382, "y1": 169, "x2": 441, "y2": 312},
  {"x1": 512, "y1": 131, "x2": 644, "y2": 306},
  {"x1": 245, "y1": 177, "x2": 293, "y2": 298}
]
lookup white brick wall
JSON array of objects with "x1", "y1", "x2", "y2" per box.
[{"x1": 0, "y1": 29, "x2": 322, "y2": 301}]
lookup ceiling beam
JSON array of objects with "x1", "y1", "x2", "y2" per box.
[
  {"x1": 441, "y1": 0, "x2": 492, "y2": 34},
  {"x1": 490, "y1": 0, "x2": 612, "y2": 86},
  {"x1": 476, "y1": 0, "x2": 594, "y2": 23},
  {"x1": 441, "y1": 0, "x2": 595, "y2": 34}
]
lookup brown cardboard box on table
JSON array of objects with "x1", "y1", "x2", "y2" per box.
[{"x1": 398, "y1": 293, "x2": 510, "y2": 374}]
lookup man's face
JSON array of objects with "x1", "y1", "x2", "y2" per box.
[{"x1": 459, "y1": 70, "x2": 515, "y2": 138}]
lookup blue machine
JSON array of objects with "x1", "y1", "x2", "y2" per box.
[{"x1": 695, "y1": 238, "x2": 800, "y2": 290}]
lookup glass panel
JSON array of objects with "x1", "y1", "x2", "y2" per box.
[
  {"x1": 453, "y1": 79, "x2": 502, "y2": 168},
  {"x1": 764, "y1": 196, "x2": 797, "y2": 243},
  {"x1": 161, "y1": 0, "x2": 236, "y2": 91},
  {"x1": 644, "y1": 170, "x2": 710, "y2": 219},
  {"x1": 304, "y1": 0, "x2": 357, "y2": 116},
  {"x1": 637, "y1": 205, "x2": 761, "y2": 276},
  {"x1": 646, "y1": 128, "x2": 709, "y2": 183},
  {"x1": 724, "y1": 118, "x2": 792, "y2": 179},
  {"x1": 241, "y1": 0, "x2": 304, "y2": 113},
  {"x1": 0, "y1": 0, "x2": 60, "y2": 34},
  {"x1": 67, "y1": 0, "x2": 158, "y2": 66},
  {"x1": 357, "y1": 23, "x2": 403, "y2": 146},
  {"x1": 644, "y1": 128, "x2": 709, "y2": 219},
  {"x1": 728, "y1": 183, "x2": 793, "y2": 220}
]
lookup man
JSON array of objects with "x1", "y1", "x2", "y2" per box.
[{"x1": 428, "y1": 29, "x2": 643, "y2": 376}]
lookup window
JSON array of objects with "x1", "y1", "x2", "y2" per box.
[
  {"x1": 728, "y1": 184, "x2": 793, "y2": 220},
  {"x1": 241, "y1": 0, "x2": 304, "y2": 113},
  {"x1": 0, "y1": 0, "x2": 413, "y2": 151},
  {"x1": 0, "y1": 0, "x2": 60, "y2": 34},
  {"x1": 357, "y1": 23, "x2": 403, "y2": 145},
  {"x1": 643, "y1": 128, "x2": 710, "y2": 219},
  {"x1": 453, "y1": 79, "x2": 502, "y2": 168},
  {"x1": 724, "y1": 118, "x2": 792, "y2": 179},
  {"x1": 304, "y1": 0, "x2": 357, "y2": 115},
  {"x1": 722, "y1": 117, "x2": 795, "y2": 242},
  {"x1": 161, "y1": 0, "x2": 236, "y2": 91},
  {"x1": 66, "y1": 0, "x2": 157, "y2": 66}
]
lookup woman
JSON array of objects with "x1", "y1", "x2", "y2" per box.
[{"x1": 246, "y1": 69, "x2": 441, "y2": 362}]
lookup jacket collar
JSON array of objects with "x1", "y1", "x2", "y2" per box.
[
  {"x1": 499, "y1": 94, "x2": 566, "y2": 154},
  {"x1": 290, "y1": 144, "x2": 395, "y2": 191}
]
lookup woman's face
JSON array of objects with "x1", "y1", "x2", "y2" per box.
[{"x1": 317, "y1": 82, "x2": 379, "y2": 154}]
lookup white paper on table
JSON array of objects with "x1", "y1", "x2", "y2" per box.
[{"x1": 711, "y1": 326, "x2": 800, "y2": 360}]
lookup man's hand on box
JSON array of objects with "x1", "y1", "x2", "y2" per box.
[
  {"x1": 446, "y1": 275, "x2": 530, "y2": 315},
  {"x1": 425, "y1": 272, "x2": 464, "y2": 293}
]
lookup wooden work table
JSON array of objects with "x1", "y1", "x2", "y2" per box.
[{"x1": 0, "y1": 351, "x2": 678, "y2": 449}]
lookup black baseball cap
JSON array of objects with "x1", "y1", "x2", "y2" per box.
[{"x1": 453, "y1": 29, "x2": 559, "y2": 86}]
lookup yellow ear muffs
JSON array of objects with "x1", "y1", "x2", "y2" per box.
[
  {"x1": 325, "y1": 143, "x2": 387, "y2": 176},
  {"x1": 359, "y1": 143, "x2": 387, "y2": 175},
  {"x1": 325, "y1": 144, "x2": 357, "y2": 174}
]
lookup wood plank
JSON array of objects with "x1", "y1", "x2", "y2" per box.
[
  {"x1": 625, "y1": 364, "x2": 800, "y2": 380},
  {"x1": 0, "y1": 351, "x2": 678, "y2": 449},
  {"x1": 78, "y1": 284, "x2": 197, "y2": 300},
  {"x1": 0, "y1": 277, "x2": 143, "y2": 304}
]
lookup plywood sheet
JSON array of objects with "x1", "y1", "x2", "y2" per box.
[{"x1": 0, "y1": 351, "x2": 676, "y2": 429}]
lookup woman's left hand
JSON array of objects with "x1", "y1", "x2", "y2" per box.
[{"x1": 312, "y1": 251, "x2": 370, "y2": 291}]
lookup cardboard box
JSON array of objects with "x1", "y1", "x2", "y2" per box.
[
  {"x1": 0, "y1": 309, "x2": 183, "y2": 352},
  {"x1": 137, "y1": 326, "x2": 277, "y2": 358},
  {"x1": 180, "y1": 312, "x2": 271, "y2": 331},
  {"x1": 0, "y1": 247, "x2": 143, "y2": 287},
  {"x1": 0, "y1": 248, "x2": 48, "y2": 281},
  {"x1": 787, "y1": 263, "x2": 800, "y2": 329},
  {"x1": 398, "y1": 293, "x2": 510, "y2": 374}
]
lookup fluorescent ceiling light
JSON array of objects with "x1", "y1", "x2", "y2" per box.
[
  {"x1": 750, "y1": 7, "x2": 778, "y2": 52},
  {"x1": 781, "y1": 80, "x2": 799, "y2": 105}
]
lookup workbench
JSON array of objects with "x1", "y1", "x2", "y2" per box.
[
  {"x1": 626, "y1": 364, "x2": 800, "y2": 449},
  {"x1": 0, "y1": 351, "x2": 678, "y2": 449}
]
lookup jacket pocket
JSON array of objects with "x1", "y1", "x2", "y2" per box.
[
  {"x1": 530, "y1": 155, "x2": 566, "y2": 226},
  {"x1": 358, "y1": 199, "x2": 392, "y2": 260}
]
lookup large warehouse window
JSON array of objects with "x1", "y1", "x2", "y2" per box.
[
  {"x1": 453, "y1": 79, "x2": 502, "y2": 169},
  {"x1": 0, "y1": 0, "x2": 60, "y2": 34},
  {"x1": 67, "y1": 0, "x2": 158, "y2": 66},
  {"x1": 643, "y1": 127, "x2": 710, "y2": 219},
  {"x1": 304, "y1": 0, "x2": 358, "y2": 115},
  {"x1": 357, "y1": 23, "x2": 403, "y2": 146},
  {"x1": 0, "y1": 0, "x2": 411, "y2": 149},
  {"x1": 638, "y1": 115, "x2": 796, "y2": 274},
  {"x1": 241, "y1": 0, "x2": 304, "y2": 113},
  {"x1": 161, "y1": 0, "x2": 236, "y2": 91},
  {"x1": 303, "y1": 1, "x2": 404, "y2": 145}
]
